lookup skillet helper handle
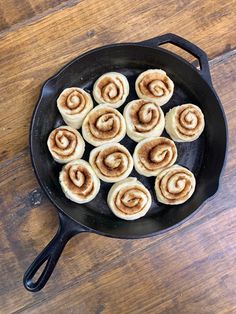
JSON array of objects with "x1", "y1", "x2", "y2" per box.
[
  {"x1": 23, "y1": 212, "x2": 87, "y2": 292},
  {"x1": 139, "y1": 33, "x2": 212, "y2": 85}
]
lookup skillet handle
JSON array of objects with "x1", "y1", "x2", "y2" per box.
[
  {"x1": 139, "y1": 33, "x2": 212, "y2": 85},
  {"x1": 23, "y1": 212, "x2": 87, "y2": 292}
]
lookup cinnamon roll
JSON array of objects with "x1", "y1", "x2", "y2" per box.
[
  {"x1": 133, "y1": 137, "x2": 177, "y2": 177},
  {"x1": 57, "y1": 87, "x2": 93, "y2": 129},
  {"x1": 47, "y1": 126, "x2": 85, "y2": 163},
  {"x1": 107, "y1": 178, "x2": 151, "y2": 220},
  {"x1": 93, "y1": 72, "x2": 129, "y2": 108},
  {"x1": 89, "y1": 143, "x2": 133, "y2": 182},
  {"x1": 155, "y1": 165, "x2": 196, "y2": 205},
  {"x1": 59, "y1": 159, "x2": 100, "y2": 203},
  {"x1": 123, "y1": 99, "x2": 165, "y2": 142},
  {"x1": 82, "y1": 104, "x2": 126, "y2": 146},
  {"x1": 135, "y1": 69, "x2": 174, "y2": 106},
  {"x1": 165, "y1": 104, "x2": 205, "y2": 142}
]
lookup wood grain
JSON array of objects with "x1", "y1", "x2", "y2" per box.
[
  {"x1": 0, "y1": 49, "x2": 236, "y2": 314},
  {"x1": 0, "y1": 0, "x2": 78, "y2": 33},
  {"x1": 0, "y1": 0, "x2": 236, "y2": 313},
  {"x1": 19, "y1": 209, "x2": 236, "y2": 314}
]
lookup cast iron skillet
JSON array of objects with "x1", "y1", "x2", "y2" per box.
[{"x1": 23, "y1": 34, "x2": 227, "y2": 292}]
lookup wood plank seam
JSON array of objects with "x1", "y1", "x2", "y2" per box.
[
  {"x1": 0, "y1": 0, "x2": 81, "y2": 38},
  {"x1": 209, "y1": 49, "x2": 236, "y2": 66}
]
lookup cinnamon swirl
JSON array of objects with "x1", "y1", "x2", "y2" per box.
[
  {"x1": 93, "y1": 72, "x2": 129, "y2": 108},
  {"x1": 155, "y1": 165, "x2": 196, "y2": 205},
  {"x1": 135, "y1": 69, "x2": 174, "y2": 106},
  {"x1": 123, "y1": 99, "x2": 165, "y2": 142},
  {"x1": 133, "y1": 137, "x2": 177, "y2": 176},
  {"x1": 165, "y1": 104, "x2": 205, "y2": 142},
  {"x1": 82, "y1": 104, "x2": 126, "y2": 146},
  {"x1": 89, "y1": 143, "x2": 133, "y2": 182},
  {"x1": 57, "y1": 87, "x2": 93, "y2": 129},
  {"x1": 47, "y1": 126, "x2": 85, "y2": 163},
  {"x1": 59, "y1": 159, "x2": 100, "y2": 203},
  {"x1": 107, "y1": 178, "x2": 151, "y2": 220}
]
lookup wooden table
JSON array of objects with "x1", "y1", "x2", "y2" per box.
[{"x1": 0, "y1": 0, "x2": 236, "y2": 312}]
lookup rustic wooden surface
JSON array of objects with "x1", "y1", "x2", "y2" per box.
[{"x1": 0, "y1": 0, "x2": 236, "y2": 312}]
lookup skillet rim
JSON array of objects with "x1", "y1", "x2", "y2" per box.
[{"x1": 29, "y1": 42, "x2": 228, "y2": 239}]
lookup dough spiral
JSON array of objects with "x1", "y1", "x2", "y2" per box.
[
  {"x1": 93, "y1": 72, "x2": 129, "y2": 108},
  {"x1": 135, "y1": 69, "x2": 174, "y2": 106},
  {"x1": 59, "y1": 159, "x2": 100, "y2": 203},
  {"x1": 107, "y1": 178, "x2": 151, "y2": 220},
  {"x1": 155, "y1": 165, "x2": 196, "y2": 205},
  {"x1": 47, "y1": 126, "x2": 85, "y2": 163},
  {"x1": 89, "y1": 143, "x2": 133, "y2": 182},
  {"x1": 82, "y1": 104, "x2": 126, "y2": 146},
  {"x1": 133, "y1": 137, "x2": 177, "y2": 177},
  {"x1": 57, "y1": 87, "x2": 93, "y2": 129},
  {"x1": 124, "y1": 99, "x2": 165, "y2": 142},
  {"x1": 165, "y1": 103, "x2": 205, "y2": 142}
]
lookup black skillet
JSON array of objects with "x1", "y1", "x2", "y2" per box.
[{"x1": 23, "y1": 33, "x2": 227, "y2": 292}]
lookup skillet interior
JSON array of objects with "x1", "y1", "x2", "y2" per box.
[{"x1": 30, "y1": 44, "x2": 227, "y2": 237}]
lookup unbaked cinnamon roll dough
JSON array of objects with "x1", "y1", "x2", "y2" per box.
[
  {"x1": 107, "y1": 177, "x2": 152, "y2": 220},
  {"x1": 133, "y1": 137, "x2": 177, "y2": 177},
  {"x1": 123, "y1": 99, "x2": 165, "y2": 142},
  {"x1": 57, "y1": 87, "x2": 93, "y2": 129},
  {"x1": 82, "y1": 104, "x2": 126, "y2": 146},
  {"x1": 47, "y1": 67, "x2": 201, "y2": 212},
  {"x1": 155, "y1": 165, "x2": 196, "y2": 205},
  {"x1": 93, "y1": 72, "x2": 129, "y2": 108},
  {"x1": 47, "y1": 126, "x2": 85, "y2": 163},
  {"x1": 165, "y1": 104, "x2": 205, "y2": 142},
  {"x1": 89, "y1": 143, "x2": 133, "y2": 182},
  {"x1": 59, "y1": 159, "x2": 100, "y2": 203},
  {"x1": 135, "y1": 69, "x2": 174, "y2": 106}
]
